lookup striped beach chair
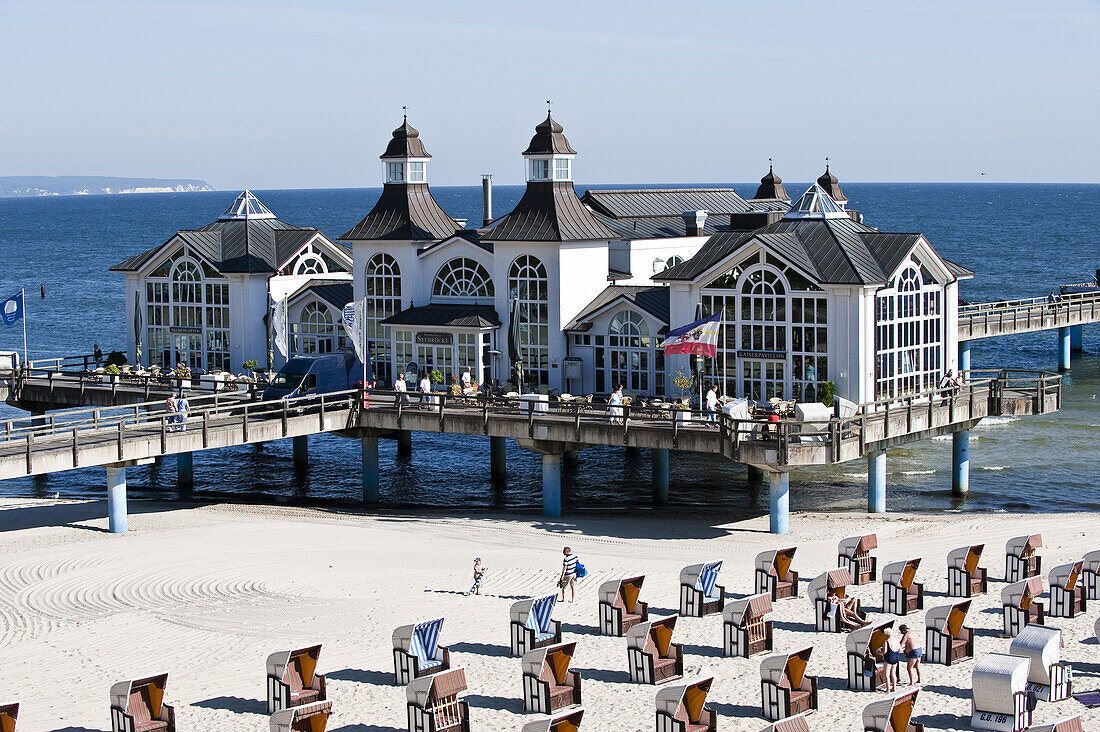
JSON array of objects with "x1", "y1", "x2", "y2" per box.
[
  {"x1": 680, "y1": 562, "x2": 725, "y2": 617},
  {"x1": 406, "y1": 667, "x2": 470, "y2": 732},
  {"x1": 1002, "y1": 577, "x2": 1044, "y2": 638},
  {"x1": 393, "y1": 618, "x2": 451, "y2": 685},
  {"x1": 863, "y1": 689, "x2": 923, "y2": 732},
  {"x1": 882, "y1": 558, "x2": 924, "y2": 616},
  {"x1": 755, "y1": 548, "x2": 799, "y2": 601},
  {"x1": 838, "y1": 534, "x2": 878, "y2": 585},
  {"x1": 522, "y1": 641, "x2": 582, "y2": 714},
  {"x1": 925, "y1": 600, "x2": 974, "y2": 666},
  {"x1": 947, "y1": 544, "x2": 987, "y2": 598},
  {"x1": 510, "y1": 595, "x2": 562, "y2": 657},
  {"x1": 1047, "y1": 562, "x2": 1087, "y2": 618},
  {"x1": 627, "y1": 615, "x2": 683, "y2": 685},
  {"x1": 808, "y1": 568, "x2": 864, "y2": 632},
  {"x1": 1081, "y1": 550, "x2": 1100, "y2": 600},
  {"x1": 846, "y1": 620, "x2": 893, "y2": 691},
  {"x1": 1030, "y1": 716, "x2": 1083, "y2": 732},
  {"x1": 971, "y1": 653, "x2": 1033, "y2": 732},
  {"x1": 760, "y1": 646, "x2": 818, "y2": 721},
  {"x1": 0, "y1": 703, "x2": 17, "y2": 732},
  {"x1": 521, "y1": 709, "x2": 585, "y2": 732},
  {"x1": 266, "y1": 645, "x2": 326, "y2": 714},
  {"x1": 723, "y1": 592, "x2": 773, "y2": 658},
  {"x1": 269, "y1": 700, "x2": 332, "y2": 732},
  {"x1": 760, "y1": 712, "x2": 811, "y2": 732},
  {"x1": 655, "y1": 676, "x2": 716, "y2": 732},
  {"x1": 110, "y1": 674, "x2": 175, "y2": 732},
  {"x1": 1005, "y1": 534, "x2": 1042, "y2": 583},
  {"x1": 598, "y1": 576, "x2": 648, "y2": 636},
  {"x1": 1008, "y1": 625, "x2": 1072, "y2": 703}
]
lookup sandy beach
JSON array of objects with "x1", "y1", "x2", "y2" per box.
[{"x1": 1, "y1": 498, "x2": 1097, "y2": 732}]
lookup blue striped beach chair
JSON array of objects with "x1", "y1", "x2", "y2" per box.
[
  {"x1": 925, "y1": 600, "x2": 974, "y2": 666},
  {"x1": 1008, "y1": 625, "x2": 1072, "y2": 703},
  {"x1": 971, "y1": 653, "x2": 1032, "y2": 732},
  {"x1": 1001, "y1": 577, "x2": 1044, "y2": 638},
  {"x1": 521, "y1": 709, "x2": 585, "y2": 732},
  {"x1": 269, "y1": 700, "x2": 332, "y2": 732},
  {"x1": 1047, "y1": 562, "x2": 1087, "y2": 618},
  {"x1": 947, "y1": 544, "x2": 987, "y2": 597},
  {"x1": 1005, "y1": 534, "x2": 1042, "y2": 583},
  {"x1": 760, "y1": 712, "x2": 811, "y2": 732},
  {"x1": 679, "y1": 562, "x2": 724, "y2": 617},
  {"x1": 0, "y1": 703, "x2": 18, "y2": 732},
  {"x1": 510, "y1": 595, "x2": 562, "y2": 657},
  {"x1": 266, "y1": 645, "x2": 326, "y2": 714},
  {"x1": 760, "y1": 646, "x2": 818, "y2": 721},
  {"x1": 655, "y1": 676, "x2": 716, "y2": 732},
  {"x1": 522, "y1": 641, "x2": 582, "y2": 713},
  {"x1": 1030, "y1": 716, "x2": 1084, "y2": 732},
  {"x1": 846, "y1": 620, "x2": 893, "y2": 691},
  {"x1": 863, "y1": 689, "x2": 923, "y2": 732},
  {"x1": 110, "y1": 674, "x2": 175, "y2": 732},
  {"x1": 393, "y1": 618, "x2": 451, "y2": 685},
  {"x1": 723, "y1": 592, "x2": 773, "y2": 658},
  {"x1": 406, "y1": 667, "x2": 470, "y2": 732}
]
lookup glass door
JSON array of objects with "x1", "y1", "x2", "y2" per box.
[
  {"x1": 173, "y1": 334, "x2": 203, "y2": 371},
  {"x1": 740, "y1": 359, "x2": 787, "y2": 401}
]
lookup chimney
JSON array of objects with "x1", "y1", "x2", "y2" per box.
[
  {"x1": 681, "y1": 209, "x2": 708, "y2": 236},
  {"x1": 481, "y1": 174, "x2": 493, "y2": 226}
]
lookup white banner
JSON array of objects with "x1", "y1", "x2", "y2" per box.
[
  {"x1": 341, "y1": 297, "x2": 367, "y2": 363},
  {"x1": 272, "y1": 296, "x2": 288, "y2": 357}
]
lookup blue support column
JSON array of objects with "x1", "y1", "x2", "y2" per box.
[
  {"x1": 868, "y1": 449, "x2": 887, "y2": 513},
  {"x1": 958, "y1": 340, "x2": 971, "y2": 374},
  {"x1": 1058, "y1": 326, "x2": 1071, "y2": 371},
  {"x1": 293, "y1": 435, "x2": 309, "y2": 465},
  {"x1": 952, "y1": 429, "x2": 970, "y2": 496},
  {"x1": 768, "y1": 471, "x2": 789, "y2": 535},
  {"x1": 362, "y1": 435, "x2": 379, "y2": 504},
  {"x1": 490, "y1": 436, "x2": 507, "y2": 478},
  {"x1": 106, "y1": 466, "x2": 127, "y2": 534},
  {"x1": 542, "y1": 453, "x2": 562, "y2": 518},
  {"x1": 652, "y1": 448, "x2": 670, "y2": 506},
  {"x1": 1070, "y1": 324, "x2": 1083, "y2": 352},
  {"x1": 176, "y1": 451, "x2": 193, "y2": 487}
]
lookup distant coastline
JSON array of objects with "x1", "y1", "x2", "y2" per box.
[{"x1": 0, "y1": 175, "x2": 213, "y2": 198}]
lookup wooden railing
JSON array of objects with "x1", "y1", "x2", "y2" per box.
[
  {"x1": 959, "y1": 290, "x2": 1100, "y2": 339},
  {"x1": 7, "y1": 366, "x2": 264, "y2": 402}
]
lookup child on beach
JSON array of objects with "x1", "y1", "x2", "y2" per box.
[{"x1": 467, "y1": 557, "x2": 486, "y2": 595}]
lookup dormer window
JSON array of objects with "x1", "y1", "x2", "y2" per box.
[
  {"x1": 529, "y1": 159, "x2": 550, "y2": 181},
  {"x1": 386, "y1": 162, "x2": 405, "y2": 183},
  {"x1": 554, "y1": 159, "x2": 572, "y2": 181},
  {"x1": 385, "y1": 160, "x2": 428, "y2": 184},
  {"x1": 408, "y1": 161, "x2": 426, "y2": 183}
]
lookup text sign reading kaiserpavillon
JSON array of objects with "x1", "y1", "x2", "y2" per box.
[
  {"x1": 415, "y1": 332, "x2": 453, "y2": 345},
  {"x1": 737, "y1": 350, "x2": 786, "y2": 360}
]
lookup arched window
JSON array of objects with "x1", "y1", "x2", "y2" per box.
[
  {"x1": 434, "y1": 258, "x2": 494, "y2": 298},
  {"x1": 294, "y1": 252, "x2": 327, "y2": 275},
  {"x1": 365, "y1": 252, "x2": 401, "y2": 385},
  {"x1": 508, "y1": 255, "x2": 548, "y2": 386},
  {"x1": 664, "y1": 255, "x2": 684, "y2": 270},
  {"x1": 145, "y1": 255, "x2": 229, "y2": 372},
  {"x1": 740, "y1": 268, "x2": 786, "y2": 350},
  {"x1": 875, "y1": 262, "x2": 942, "y2": 399},
  {"x1": 296, "y1": 302, "x2": 336, "y2": 355}
]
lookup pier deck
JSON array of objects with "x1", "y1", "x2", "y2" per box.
[{"x1": 958, "y1": 290, "x2": 1099, "y2": 340}]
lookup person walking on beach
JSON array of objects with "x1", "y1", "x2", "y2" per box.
[
  {"x1": 899, "y1": 624, "x2": 923, "y2": 685},
  {"x1": 394, "y1": 372, "x2": 407, "y2": 403},
  {"x1": 468, "y1": 557, "x2": 487, "y2": 596},
  {"x1": 418, "y1": 371, "x2": 432, "y2": 409},
  {"x1": 881, "y1": 627, "x2": 902, "y2": 691},
  {"x1": 559, "y1": 546, "x2": 579, "y2": 602}
]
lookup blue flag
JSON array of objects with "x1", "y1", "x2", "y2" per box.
[{"x1": 0, "y1": 291, "x2": 23, "y2": 326}]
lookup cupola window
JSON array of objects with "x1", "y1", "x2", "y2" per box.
[
  {"x1": 386, "y1": 162, "x2": 405, "y2": 183},
  {"x1": 408, "y1": 161, "x2": 426, "y2": 183},
  {"x1": 529, "y1": 159, "x2": 550, "y2": 181},
  {"x1": 554, "y1": 159, "x2": 572, "y2": 181}
]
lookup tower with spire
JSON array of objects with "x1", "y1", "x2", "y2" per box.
[
  {"x1": 752, "y1": 160, "x2": 790, "y2": 203},
  {"x1": 816, "y1": 160, "x2": 847, "y2": 208}
]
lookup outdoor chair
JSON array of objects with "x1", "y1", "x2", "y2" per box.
[
  {"x1": 1081, "y1": 550, "x2": 1100, "y2": 600},
  {"x1": 760, "y1": 646, "x2": 818, "y2": 721},
  {"x1": 925, "y1": 600, "x2": 975, "y2": 666},
  {"x1": 1047, "y1": 562, "x2": 1087, "y2": 618},
  {"x1": 627, "y1": 615, "x2": 683, "y2": 685},
  {"x1": 1030, "y1": 717, "x2": 1084, "y2": 732},
  {"x1": 808, "y1": 568, "x2": 864, "y2": 632},
  {"x1": 269, "y1": 700, "x2": 332, "y2": 732},
  {"x1": 1005, "y1": 534, "x2": 1042, "y2": 583},
  {"x1": 760, "y1": 712, "x2": 811, "y2": 732},
  {"x1": 1096, "y1": 615, "x2": 1100, "y2": 644},
  {"x1": 1002, "y1": 577, "x2": 1045, "y2": 638},
  {"x1": 267, "y1": 645, "x2": 326, "y2": 714},
  {"x1": 510, "y1": 595, "x2": 562, "y2": 657},
  {"x1": 838, "y1": 534, "x2": 878, "y2": 585},
  {"x1": 1008, "y1": 625, "x2": 1072, "y2": 702},
  {"x1": 393, "y1": 618, "x2": 451, "y2": 685},
  {"x1": 598, "y1": 575, "x2": 648, "y2": 636},
  {"x1": 406, "y1": 667, "x2": 470, "y2": 732},
  {"x1": 655, "y1": 676, "x2": 717, "y2": 732},
  {"x1": 947, "y1": 544, "x2": 988, "y2": 597},
  {"x1": 521, "y1": 709, "x2": 585, "y2": 732},
  {"x1": 755, "y1": 548, "x2": 799, "y2": 601},
  {"x1": 863, "y1": 689, "x2": 923, "y2": 732},
  {"x1": 882, "y1": 558, "x2": 924, "y2": 615},
  {"x1": 0, "y1": 703, "x2": 17, "y2": 732},
  {"x1": 846, "y1": 620, "x2": 894, "y2": 691},
  {"x1": 522, "y1": 641, "x2": 582, "y2": 713},
  {"x1": 971, "y1": 653, "x2": 1033, "y2": 732},
  {"x1": 110, "y1": 674, "x2": 175, "y2": 732},
  {"x1": 723, "y1": 592, "x2": 773, "y2": 658},
  {"x1": 679, "y1": 561, "x2": 725, "y2": 617}
]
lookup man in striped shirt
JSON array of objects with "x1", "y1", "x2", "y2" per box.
[{"x1": 560, "y1": 546, "x2": 578, "y2": 602}]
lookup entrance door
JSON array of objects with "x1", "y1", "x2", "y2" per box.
[
  {"x1": 172, "y1": 334, "x2": 203, "y2": 371},
  {"x1": 416, "y1": 345, "x2": 455, "y2": 383},
  {"x1": 740, "y1": 359, "x2": 786, "y2": 401}
]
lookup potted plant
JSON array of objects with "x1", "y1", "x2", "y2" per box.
[
  {"x1": 429, "y1": 369, "x2": 444, "y2": 389},
  {"x1": 242, "y1": 359, "x2": 261, "y2": 378},
  {"x1": 818, "y1": 380, "x2": 837, "y2": 408},
  {"x1": 103, "y1": 363, "x2": 121, "y2": 384},
  {"x1": 173, "y1": 363, "x2": 192, "y2": 389},
  {"x1": 671, "y1": 370, "x2": 694, "y2": 420},
  {"x1": 448, "y1": 374, "x2": 462, "y2": 396}
]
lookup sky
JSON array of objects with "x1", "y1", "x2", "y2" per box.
[{"x1": 2, "y1": 0, "x2": 1098, "y2": 189}]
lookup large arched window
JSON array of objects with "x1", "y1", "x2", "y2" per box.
[
  {"x1": 876, "y1": 262, "x2": 942, "y2": 399},
  {"x1": 296, "y1": 302, "x2": 336, "y2": 355},
  {"x1": 741, "y1": 268, "x2": 786, "y2": 351},
  {"x1": 508, "y1": 255, "x2": 549, "y2": 386},
  {"x1": 434, "y1": 257, "x2": 494, "y2": 299},
  {"x1": 607, "y1": 310, "x2": 651, "y2": 392},
  {"x1": 145, "y1": 253, "x2": 229, "y2": 372},
  {"x1": 365, "y1": 252, "x2": 401, "y2": 385},
  {"x1": 293, "y1": 252, "x2": 327, "y2": 275}
]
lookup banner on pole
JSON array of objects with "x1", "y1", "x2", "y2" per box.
[
  {"x1": 0, "y1": 291, "x2": 24, "y2": 326},
  {"x1": 341, "y1": 298, "x2": 367, "y2": 363},
  {"x1": 661, "y1": 312, "x2": 722, "y2": 357},
  {"x1": 272, "y1": 296, "x2": 288, "y2": 357}
]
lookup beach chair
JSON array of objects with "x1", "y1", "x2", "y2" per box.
[
  {"x1": 0, "y1": 703, "x2": 17, "y2": 732},
  {"x1": 680, "y1": 562, "x2": 725, "y2": 617},
  {"x1": 406, "y1": 667, "x2": 470, "y2": 732},
  {"x1": 110, "y1": 674, "x2": 175, "y2": 732},
  {"x1": 808, "y1": 568, "x2": 864, "y2": 632},
  {"x1": 510, "y1": 595, "x2": 562, "y2": 657},
  {"x1": 723, "y1": 592, "x2": 773, "y2": 658},
  {"x1": 838, "y1": 534, "x2": 878, "y2": 585},
  {"x1": 755, "y1": 548, "x2": 800, "y2": 601},
  {"x1": 864, "y1": 689, "x2": 923, "y2": 732},
  {"x1": 760, "y1": 647, "x2": 818, "y2": 721},
  {"x1": 1002, "y1": 577, "x2": 1045, "y2": 638},
  {"x1": 269, "y1": 700, "x2": 332, "y2": 732},
  {"x1": 1096, "y1": 615, "x2": 1100, "y2": 643},
  {"x1": 1008, "y1": 625, "x2": 1073, "y2": 703},
  {"x1": 1030, "y1": 716, "x2": 1083, "y2": 732},
  {"x1": 522, "y1": 642, "x2": 582, "y2": 714},
  {"x1": 1005, "y1": 534, "x2": 1042, "y2": 583},
  {"x1": 882, "y1": 559, "x2": 924, "y2": 615},
  {"x1": 846, "y1": 620, "x2": 894, "y2": 691},
  {"x1": 925, "y1": 600, "x2": 975, "y2": 666},
  {"x1": 655, "y1": 676, "x2": 717, "y2": 732},
  {"x1": 948, "y1": 544, "x2": 988, "y2": 597},
  {"x1": 1046, "y1": 562, "x2": 1087, "y2": 618},
  {"x1": 598, "y1": 576, "x2": 648, "y2": 636},
  {"x1": 1081, "y1": 550, "x2": 1100, "y2": 600},
  {"x1": 971, "y1": 653, "x2": 1033, "y2": 732},
  {"x1": 627, "y1": 615, "x2": 684, "y2": 685},
  {"x1": 393, "y1": 618, "x2": 451, "y2": 685},
  {"x1": 521, "y1": 709, "x2": 585, "y2": 732},
  {"x1": 266, "y1": 646, "x2": 326, "y2": 714},
  {"x1": 760, "y1": 712, "x2": 811, "y2": 732}
]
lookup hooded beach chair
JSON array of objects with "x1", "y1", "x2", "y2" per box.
[
  {"x1": 598, "y1": 575, "x2": 648, "y2": 636},
  {"x1": 1081, "y1": 550, "x2": 1100, "y2": 600},
  {"x1": 1008, "y1": 625, "x2": 1073, "y2": 703},
  {"x1": 680, "y1": 562, "x2": 725, "y2": 617},
  {"x1": 1005, "y1": 534, "x2": 1042, "y2": 583},
  {"x1": 510, "y1": 595, "x2": 562, "y2": 657},
  {"x1": 846, "y1": 619, "x2": 894, "y2": 691},
  {"x1": 760, "y1": 647, "x2": 818, "y2": 721},
  {"x1": 1030, "y1": 717, "x2": 1083, "y2": 732},
  {"x1": 755, "y1": 548, "x2": 799, "y2": 601},
  {"x1": 406, "y1": 667, "x2": 470, "y2": 732},
  {"x1": 947, "y1": 544, "x2": 988, "y2": 597},
  {"x1": 269, "y1": 700, "x2": 332, "y2": 732},
  {"x1": 971, "y1": 653, "x2": 1033, "y2": 732},
  {"x1": 655, "y1": 676, "x2": 717, "y2": 732},
  {"x1": 863, "y1": 689, "x2": 923, "y2": 732},
  {"x1": 522, "y1": 641, "x2": 582, "y2": 713},
  {"x1": 808, "y1": 568, "x2": 864, "y2": 632},
  {"x1": 110, "y1": 674, "x2": 175, "y2": 732},
  {"x1": 1047, "y1": 562, "x2": 1086, "y2": 618},
  {"x1": 521, "y1": 709, "x2": 585, "y2": 732},
  {"x1": 760, "y1": 712, "x2": 811, "y2": 732},
  {"x1": 0, "y1": 703, "x2": 17, "y2": 732},
  {"x1": 393, "y1": 618, "x2": 451, "y2": 685},
  {"x1": 1096, "y1": 615, "x2": 1100, "y2": 643},
  {"x1": 723, "y1": 592, "x2": 773, "y2": 658},
  {"x1": 1002, "y1": 577, "x2": 1045, "y2": 638},
  {"x1": 925, "y1": 600, "x2": 975, "y2": 666},
  {"x1": 266, "y1": 645, "x2": 326, "y2": 714},
  {"x1": 627, "y1": 615, "x2": 684, "y2": 685},
  {"x1": 838, "y1": 534, "x2": 878, "y2": 585},
  {"x1": 882, "y1": 558, "x2": 924, "y2": 615}
]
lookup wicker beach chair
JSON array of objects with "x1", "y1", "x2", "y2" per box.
[
  {"x1": 521, "y1": 709, "x2": 585, "y2": 732},
  {"x1": 882, "y1": 558, "x2": 924, "y2": 615},
  {"x1": 1047, "y1": 562, "x2": 1087, "y2": 618},
  {"x1": 971, "y1": 653, "x2": 1033, "y2": 732},
  {"x1": 863, "y1": 689, "x2": 923, "y2": 732},
  {"x1": 269, "y1": 700, "x2": 332, "y2": 732},
  {"x1": 110, "y1": 674, "x2": 175, "y2": 732},
  {"x1": 1002, "y1": 577, "x2": 1045, "y2": 638},
  {"x1": 1030, "y1": 716, "x2": 1084, "y2": 732},
  {"x1": 522, "y1": 641, "x2": 582, "y2": 714},
  {"x1": 1005, "y1": 534, "x2": 1042, "y2": 583},
  {"x1": 760, "y1": 647, "x2": 818, "y2": 721},
  {"x1": 680, "y1": 562, "x2": 725, "y2": 617},
  {"x1": 598, "y1": 576, "x2": 648, "y2": 636},
  {"x1": 627, "y1": 615, "x2": 684, "y2": 685},
  {"x1": 838, "y1": 534, "x2": 878, "y2": 585},
  {"x1": 266, "y1": 646, "x2": 326, "y2": 714},
  {"x1": 755, "y1": 548, "x2": 799, "y2": 601},
  {"x1": 723, "y1": 592, "x2": 773, "y2": 658},
  {"x1": 406, "y1": 667, "x2": 470, "y2": 732},
  {"x1": 925, "y1": 600, "x2": 974, "y2": 666},
  {"x1": 393, "y1": 618, "x2": 451, "y2": 685},
  {"x1": 808, "y1": 568, "x2": 864, "y2": 632},
  {"x1": 759, "y1": 712, "x2": 811, "y2": 732},
  {"x1": 846, "y1": 620, "x2": 894, "y2": 691},
  {"x1": 0, "y1": 703, "x2": 17, "y2": 732},
  {"x1": 1081, "y1": 550, "x2": 1100, "y2": 600},
  {"x1": 1008, "y1": 625, "x2": 1073, "y2": 702},
  {"x1": 510, "y1": 595, "x2": 562, "y2": 657},
  {"x1": 655, "y1": 676, "x2": 717, "y2": 732},
  {"x1": 947, "y1": 544, "x2": 988, "y2": 598}
]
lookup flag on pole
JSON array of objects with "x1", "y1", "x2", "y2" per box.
[
  {"x1": 660, "y1": 312, "x2": 722, "y2": 356},
  {"x1": 341, "y1": 297, "x2": 368, "y2": 363},
  {"x1": 0, "y1": 291, "x2": 24, "y2": 326},
  {"x1": 272, "y1": 296, "x2": 288, "y2": 357}
]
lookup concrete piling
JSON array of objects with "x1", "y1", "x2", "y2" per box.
[
  {"x1": 293, "y1": 435, "x2": 309, "y2": 466},
  {"x1": 361, "y1": 434, "x2": 379, "y2": 504},
  {"x1": 652, "y1": 448, "x2": 669, "y2": 506},
  {"x1": 176, "y1": 451, "x2": 193, "y2": 487},
  {"x1": 542, "y1": 453, "x2": 562, "y2": 518},
  {"x1": 1058, "y1": 326, "x2": 1072, "y2": 371},
  {"x1": 106, "y1": 465, "x2": 127, "y2": 533},
  {"x1": 952, "y1": 429, "x2": 970, "y2": 496},
  {"x1": 867, "y1": 449, "x2": 887, "y2": 513},
  {"x1": 768, "y1": 471, "x2": 789, "y2": 535},
  {"x1": 490, "y1": 436, "x2": 507, "y2": 478},
  {"x1": 397, "y1": 430, "x2": 412, "y2": 457}
]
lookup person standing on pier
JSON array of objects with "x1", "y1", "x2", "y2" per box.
[
  {"x1": 461, "y1": 366, "x2": 472, "y2": 391},
  {"x1": 166, "y1": 394, "x2": 179, "y2": 432},
  {"x1": 418, "y1": 371, "x2": 431, "y2": 409},
  {"x1": 706, "y1": 384, "x2": 719, "y2": 422},
  {"x1": 93, "y1": 344, "x2": 103, "y2": 367},
  {"x1": 176, "y1": 392, "x2": 190, "y2": 431},
  {"x1": 394, "y1": 372, "x2": 407, "y2": 403}
]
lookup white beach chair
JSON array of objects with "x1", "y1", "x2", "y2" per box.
[
  {"x1": 393, "y1": 618, "x2": 450, "y2": 685},
  {"x1": 1005, "y1": 534, "x2": 1042, "y2": 583},
  {"x1": 846, "y1": 620, "x2": 894, "y2": 691},
  {"x1": 882, "y1": 558, "x2": 924, "y2": 615},
  {"x1": 755, "y1": 547, "x2": 799, "y2": 600},
  {"x1": 626, "y1": 615, "x2": 682, "y2": 685},
  {"x1": 266, "y1": 645, "x2": 326, "y2": 714},
  {"x1": 1046, "y1": 562, "x2": 1087, "y2": 618},
  {"x1": 110, "y1": 674, "x2": 175, "y2": 732},
  {"x1": 656, "y1": 676, "x2": 716, "y2": 732},
  {"x1": 1081, "y1": 550, "x2": 1100, "y2": 600},
  {"x1": 808, "y1": 567, "x2": 863, "y2": 632},
  {"x1": 1008, "y1": 625, "x2": 1073, "y2": 702},
  {"x1": 597, "y1": 575, "x2": 648, "y2": 637},
  {"x1": 760, "y1": 712, "x2": 811, "y2": 732},
  {"x1": 510, "y1": 595, "x2": 562, "y2": 657},
  {"x1": 925, "y1": 600, "x2": 975, "y2": 666},
  {"x1": 948, "y1": 544, "x2": 988, "y2": 597},
  {"x1": 269, "y1": 700, "x2": 332, "y2": 732},
  {"x1": 863, "y1": 688, "x2": 923, "y2": 732},
  {"x1": 723, "y1": 592, "x2": 773, "y2": 658},
  {"x1": 971, "y1": 653, "x2": 1033, "y2": 732},
  {"x1": 679, "y1": 561, "x2": 725, "y2": 617},
  {"x1": 406, "y1": 667, "x2": 469, "y2": 732},
  {"x1": 760, "y1": 646, "x2": 818, "y2": 721},
  {"x1": 1029, "y1": 716, "x2": 1084, "y2": 732},
  {"x1": 839, "y1": 534, "x2": 878, "y2": 585},
  {"x1": 520, "y1": 709, "x2": 585, "y2": 732},
  {"x1": 1002, "y1": 577, "x2": 1045, "y2": 638},
  {"x1": 521, "y1": 642, "x2": 581, "y2": 714}
]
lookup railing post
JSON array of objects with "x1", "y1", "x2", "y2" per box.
[
  {"x1": 438, "y1": 393, "x2": 447, "y2": 432},
  {"x1": 202, "y1": 410, "x2": 210, "y2": 448},
  {"x1": 26, "y1": 432, "x2": 33, "y2": 473},
  {"x1": 319, "y1": 394, "x2": 326, "y2": 430},
  {"x1": 243, "y1": 403, "x2": 249, "y2": 442},
  {"x1": 72, "y1": 427, "x2": 79, "y2": 467},
  {"x1": 117, "y1": 421, "x2": 124, "y2": 461},
  {"x1": 281, "y1": 401, "x2": 288, "y2": 436},
  {"x1": 527, "y1": 398, "x2": 535, "y2": 438},
  {"x1": 574, "y1": 402, "x2": 581, "y2": 441},
  {"x1": 160, "y1": 415, "x2": 167, "y2": 453}
]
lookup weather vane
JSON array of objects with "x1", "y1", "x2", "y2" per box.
[
  {"x1": 825, "y1": 156, "x2": 830, "y2": 171},
  {"x1": 402, "y1": 105, "x2": 407, "y2": 120},
  {"x1": 546, "y1": 99, "x2": 552, "y2": 114}
]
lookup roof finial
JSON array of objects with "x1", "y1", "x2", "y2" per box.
[
  {"x1": 769, "y1": 157, "x2": 774, "y2": 173},
  {"x1": 825, "y1": 156, "x2": 830, "y2": 173},
  {"x1": 402, "y1": 105, "x2": 407, "y2": 122},
  {"x1": 546, "y1": 99, "x2": 552, "y2": 116}
]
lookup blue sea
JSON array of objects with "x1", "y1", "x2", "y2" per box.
[{"x1": 0, "y1": 184, "x2": 1096, "y2": 516}]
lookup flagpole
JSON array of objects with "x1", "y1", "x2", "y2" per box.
[
  {"x1": 20, "y1": 288, "x2": 27, "y2": 366},
  {"x1": 721, "y1": 306, "x2": 727, "y2": 398}
]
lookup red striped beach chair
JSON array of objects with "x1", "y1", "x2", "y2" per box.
[
  {"x1": 1005, "y1": 534, "x2": 1042, "y2": 583},
  {"x1": 522, "y1": 642, "x2": 582, "y2": 713},
  {"x1": 267, "y1": 646, "x2": 326, "y2": 714},
  {"x1": 882, "y1": 558, "x2": 924, "y2": 615},
  {"x1": 598, "y1": 576, "x2": 648, "y2": 636},
  {"x1": 406, "y1": 667, "x2": 470, "y2": 732},
  {"x1": 971, "y1": 653, "x2": 1032, "y2": 732},
  {"x1": 723, "y1": 592, "x2": 773, "y2": 658},
  {"x1": 838, "y1": 534, "x2": 878, "y2": 585},
  {"x1": 1030, "y1": 716, "x2": 1084, "y2": 732},
  {"x1": 760, "y1": 712, "x2": 811, "y2": 732},
  {"x1": 110, "y1": 674, "x2": 175, "y2": 732},
  {"x1": 0, "y1": 703, "x2": 18, "y2": 732},
  {"x1": 510, "y1": 595, "x2": 562, "y2": 657},
  {"x1": 846, "y1": 620, "x2": 893, "y2": 691},
  {"x1": 680, "y1": 562, "x2": 725, "y2": 617},
  {"x1": 269, "y1": 700, "x2": 332, "y2": 732},
  {"x1": 1008, "y1": 625, "x2": 1072, "y2": 703},
  {"x1": 925, "y1": 600, "x2": 974, "y2": 666},
  {"x1": 808, "y1": 568, "x2": 864, "y2": 632},
  {"x1": 760, "y1": 646, "x2": 818, "y2": 721},
  {"x1": 521, "y1": 709, "x2": 585, "y2": 732},
  {"x1": 755, "y1": 548, "x2": 799, "y2": 601},
  {"x1": 947, "y1": 544, "x2": 987, "y2": 597},
  {"x1": 863, "y1": 689, "x2": 923, "y2": 732},
  {"x1": 655, "y1": 676, "x2": 716, "y2": 732},
  {"x1": 1047, "y1": 562, "x2": 1087, "y2": 618},
  {"x1": 1081, "y1": 550, "x2": 1100, "y2": 600},
  {"x1": 627, "y1": 615, "x2": 683, "y2": 685},
  {"x1": 1002, "y1": 577, "x2": 1044, "y2": 637},
  {"x1": 393, "y1": 618, "x2": 451, "y2": 685}
]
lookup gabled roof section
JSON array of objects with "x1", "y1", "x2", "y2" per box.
[
  {"x1": 592, "y1": 212, "x2": 732, "y2": 239},
  {"x1": 288, "y1": 279, "x2": 354, "y2": 310},
  {"x1": 479, "y1": 182, "x2": 618, "y2": 242},
  {"x1": 416, "y1": 231, "x2": 493, "y2": 257},
  {"x1": 219, "y1": 190, "x2": 276, "y2": 220},
  {"x1": 381, "y1": 303, "x2": 500, "y2": 328},
  {"x1": 784, "y1": 184, "x2": 850, "y2": 220},
  {"x1": 564, "y1": 286, "x2": 670, "y2": 331},
  {"x1": 581, "y1": 188, "x2": 752, "y2": 218},
  {"x1": 340, "y1": 183, "x2": 459, "y2": 241}
]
